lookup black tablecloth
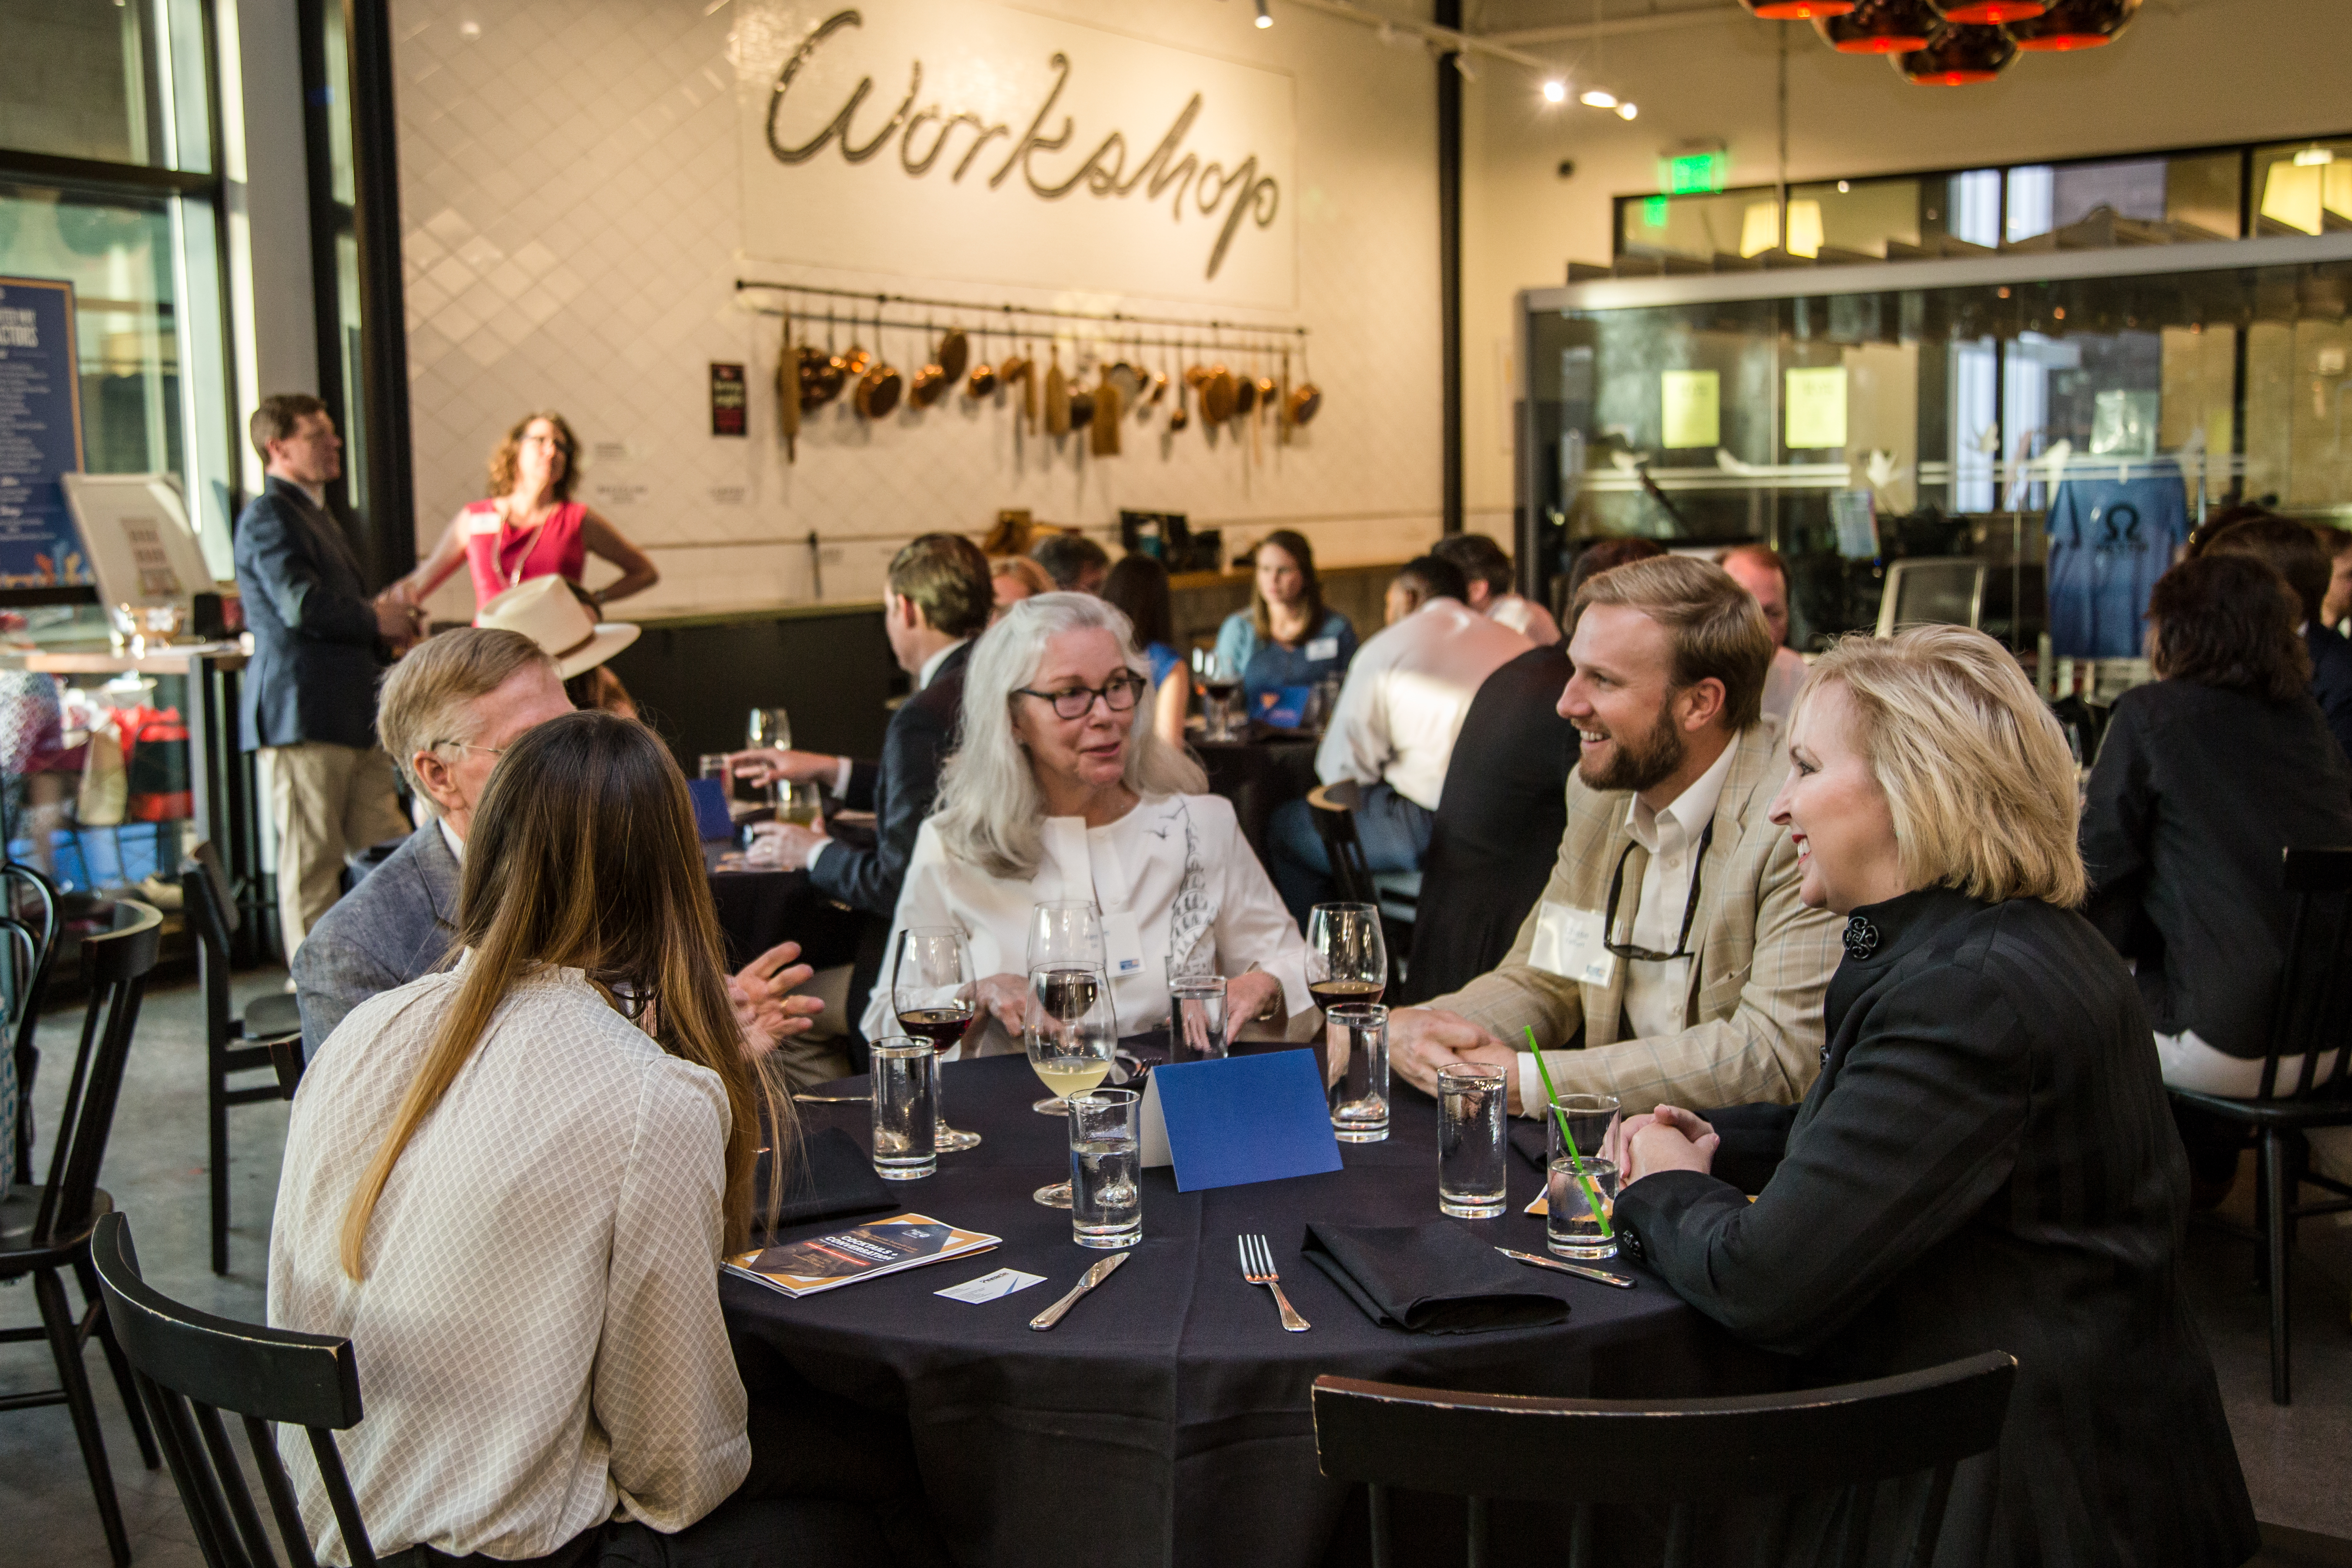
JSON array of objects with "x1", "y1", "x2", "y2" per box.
[
  {"x1": 702, "y1": 840, "x2": 864, "y2": 973},
  {"x1": 724, "y1": 1052, "x2": 1775, "y2": 1568},
  {"x1": 1194, "y1": 731, "x2": 1319, "y2": 862}
]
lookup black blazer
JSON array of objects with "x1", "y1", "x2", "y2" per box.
[
  {"x1": 1617, "y1": 889, "x2": 2256, "y2": 1568},
  {"x1": 2080, "y1": 678, "x2": 2352, "y2": 1056},
  {"x1": 233, "y1": 476, "x2": 390, "y2": 752},
  {"x1": 2306, "y1": 622, "x2": 2352, "y2": 763},
  {"x1": 1403, "y1": 646, "x2": 1575, "y2": 1003},
  {"x1": 809, "y1": 640, "x2": 971, "y2": 918}
]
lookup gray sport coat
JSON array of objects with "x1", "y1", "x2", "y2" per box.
[{"x1": 293, "y1": 821, "x2": 461, "y2": 1060}]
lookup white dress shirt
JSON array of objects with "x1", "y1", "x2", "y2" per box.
[
  {"x1": 1487, "y1": 592, "x2": 1561, "y2": 648},
  {"x1": 1760, "y1": 646, "x2": 1809, "y2": 724},
  {"x1": 807, "y1": 637, "x2": 969, "y2": 872},
  {"x1": 864, "y1": 792, "x2": 1310, "y2": 1046},
  {"x1": 1516, "y1": 739, "x2": 1736, "y2": 1114},
  {"x1": 270, "y1": 962, "x2": 747, "y2": 1561},
  {"x1": 1315, "y1": 599, "x2": 1531, "y2": 811}
]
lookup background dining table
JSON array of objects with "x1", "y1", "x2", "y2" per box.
[
  {"x1": 702, "y1": 835, "x2": 866, "y2": 973},
  {"x1": 723, "y1": 1045, "x2": 1783, "y2": 1568},
  {"x1": 1193, "y1": 726, "x2": 1320, "y2": 863}
]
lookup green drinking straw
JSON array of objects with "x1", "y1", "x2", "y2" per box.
[{"x1": 1526, "y1": 1025, "x2": 1614, "y2": 1240}]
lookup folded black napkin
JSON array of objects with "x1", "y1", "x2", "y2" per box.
[
  {"x1": 758, "y1": 1126, "x2": 898, "y2": 1231},
  {"x1": 1302, "y1": 1221, "x2": 1569, "y2": 1335},
  {"x1": 1508, "y1": 1119, "x2": 1548, "y2": 1172}
]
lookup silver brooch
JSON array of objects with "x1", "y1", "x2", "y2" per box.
[{"x1": 1843, "y1": 916, "x2": 1880, "y2": 960}]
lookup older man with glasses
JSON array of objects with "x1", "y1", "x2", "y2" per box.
[{"x1": 1391, "y1": 555, "x2": 1844, "y2": 1119}]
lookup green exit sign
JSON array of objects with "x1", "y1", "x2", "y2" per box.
[{"x1": 1663, "y1": 152, "x2": 1728, "y2": 195}]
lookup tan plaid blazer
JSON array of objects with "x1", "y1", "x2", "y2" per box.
[{"x1": 1429, "y1": 717, "x2": 1844, "y2": 1114}]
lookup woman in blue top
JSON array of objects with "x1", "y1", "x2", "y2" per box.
[
  {"x1": 1103, "y1": 553, "x2": 1190, "y2": 752},
  {"x1": 1212, "y1": 530, "x2": 1358, "y2": 724}
]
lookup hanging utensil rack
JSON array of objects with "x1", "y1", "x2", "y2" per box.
[{"x1": 736, "y1": 279, "x2": 1306, "y2": 355}]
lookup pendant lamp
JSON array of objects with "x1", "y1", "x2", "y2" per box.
[
  {"x1": 1894, "y1": 22, "x2": 2017, "y2": 82},
  {"x1": 1929, "y1": 0, "x2": 2044, "y2": 21},
  {"x1": 2007, "y1": 0, "x2": 2138, "y2": 49},
  {"x1": 1814, "y1": 0, "x2": 1939, "y2": 52},
  {"x1": 1740, "y1": 0, "x2": 1857, "y2": 19}
]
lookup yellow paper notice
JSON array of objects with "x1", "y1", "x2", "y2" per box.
[
  {"x1": 1785, "y1": 366, "x2": 1848, "y2": 451},
  {"x1": 1660, "y1": 370, "x2": 1720, "y2": 449}
]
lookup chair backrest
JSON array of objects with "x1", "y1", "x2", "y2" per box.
[
  {"x1": 2257, "y1": 845, "x2": 2352, "y2": 1100},
  {"x1": 182, "y1": 842, "x2": 236, "y2": 1053},
  {"x1": 1312, "y1": 1351, "x2": 2016, "y2": 1568},
  {"x1": 31, "y1": 900, "x2": 162, "y2": 1249},
  {"x1": 1305, "y1": 783, "x2": 1376, "y2": 906},
  {"x1": 4, "y1": 861, "x2": 59, "y2": 1184},
  {"x1": 90, "y1": 1213, "x2": 375, "y2": 1568}
]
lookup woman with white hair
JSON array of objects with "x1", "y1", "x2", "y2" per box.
[
  {"x1": 861, "y1": 593, "x2": 1309, "y2": 1048},
  {"x1": 1602, "y1": 625, "x2": 2255, "y2": 1566}
]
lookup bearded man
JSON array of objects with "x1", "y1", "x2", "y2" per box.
[{"x1": 1391, "y1": 555, "x2": 1844, "y2": 1118}]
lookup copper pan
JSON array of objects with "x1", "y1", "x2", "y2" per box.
[
  {"x1": 854, "y1": 312, "x2": 900, "y2": 418},
  {"x1": 936, "y1": 325, "x2": 969, "y2": 384},
  {"x1": 911, "y1": 362, "x2": 949, "y2": 408},
  {"x1": 1201, "y1": 364, "x2": 1237, "y2": 424}
]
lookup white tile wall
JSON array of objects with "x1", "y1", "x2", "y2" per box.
[{"x1": 393, "y1": 0, "x2": 1443, "y2": 622}]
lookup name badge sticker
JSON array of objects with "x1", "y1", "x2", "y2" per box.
[
  {"x1": 1305, "y1": 635, "x2": 1340, "y2": 662},
  {"x1": 1529, "y1": 901, "x2": 1616, "y2": 988},
  {"x1": 1102, "y1": 910, "x2": 1147, "y2": 978}
]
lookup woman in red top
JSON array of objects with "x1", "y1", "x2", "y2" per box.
[{"x1": 393, "y1": 412, "x2": 659, "y2": 615}]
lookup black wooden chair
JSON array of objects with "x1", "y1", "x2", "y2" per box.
[
  {"x1": 1304, "y1": 782, "x2": 1420, "y2": 952},
  {"x1": 5, "y1": 859, "x2": 62, "y2": 1185},
  {"x1": 90, "y1": 1211, "x2": 379, "y2": 1568},
  {"x1": 2169, "y1": 845, "x2": 2352, "y2": 1405},
  {"x1": 184, "y1": 842, "x2": 304, "y2": 1275},
  {"x1": 0, "y1": 899, "x2": 166, "y2": 1568},
  {"x1": 1312, "y1": 1351, "x2": 2017, "y2": 1568}
]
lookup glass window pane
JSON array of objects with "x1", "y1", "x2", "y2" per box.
[
  {"x1": 2253, "y1": 139, "x2": 2352, "y2": 238},
  {"x1": 0, "y1": 0, "x2": 165, "y2": 165}
]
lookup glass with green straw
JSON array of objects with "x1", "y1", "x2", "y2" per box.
[{"x1": 1526, "y1": 1025, "x2": 1614, "y2": 1240}]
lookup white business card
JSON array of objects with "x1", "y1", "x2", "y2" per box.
[{"x1": 935, "y1": 1267, "x2": 1047, "y2": 1304}]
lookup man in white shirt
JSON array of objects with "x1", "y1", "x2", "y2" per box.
[
  {"x1": 1265, "y1": 555, "x2": 1530, "y2": 927},
  {"x1": 1391, "y1": 554, "x2": 1844, "y2": 1116},
  {"x1": 1719, "y1": 543, "x2": 1809, "y2": 722},
  {"x1": 1433, "y1": 531, "x2": 1564, "y2": 647}
]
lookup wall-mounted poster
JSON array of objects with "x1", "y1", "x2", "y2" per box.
[
  {"x1": 0, "y1": 277, "x2": 88, "y2": 585},
  {"x1": 711, "y1": 363, "x2": 749, "y2": 436},
  {"x1": 1784, "y1": 366, "x2": 1849, "y2": 452},
  {"x1": 736, "y1": 0, "x2": 1298, "y2": 308},
  {"x1": 1659, "y1": 370, "x2": 1720, "y2": 450}
]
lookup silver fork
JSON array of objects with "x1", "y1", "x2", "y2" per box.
[{"x1": 1238, "y1": 1233, "x2": 1310, "y2": 1332}]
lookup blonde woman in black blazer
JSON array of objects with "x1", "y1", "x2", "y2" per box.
[{"x1": 1612, "y1": 626, "x2": 2256, "y2": 1568}]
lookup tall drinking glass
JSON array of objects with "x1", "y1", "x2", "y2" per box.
[
  {"x1": 890, "y1": 927, "x2": 982, "y2": 1152},
  {"x1": 1324, "y1": 1001, "x2": 1390, "y2": 1143},
  {"x1": 1547, "y1": 1156, "x2": 1621, "y2": 1260},
  {"x1": 1027, "y1": 901, "x2": 1106, "y2": 1114},
  {"x1": 1025, "y1": 963, "x2": 1115, "y2": 1208},
  {"x1": 1167, "y1": 965, "x2": 1229, "y2": 1064},
  {"x1": 1305, "y1": 903, "x2": 1387, "y2": 1016},
  {"x1": 867, "y1": 1038, "x2": 937, "y2": 1181},
  {"x1": 1067, "y1": 1088, "x2": 1143, "y2": 1249},
  {"x1": 746, "y1": 707, "x2": 793, "y2": 807},
  {"x1": 1545, "y1": 1093, "x2": 1622, "y2": 1172},
  {"x1": 1193, "y1": 648, "x2": 1242, "y2": 742},
  {"x1": 1437, "y1": 1063, "x2": 1508, "y2": 1217}
]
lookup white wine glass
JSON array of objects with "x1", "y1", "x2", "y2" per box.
[
  {"x1": 1026, "y1": 900, "x2": 1105, "y2": 1114},
  {"x1": 1305, "y1": 902, "x2": 1387, "y2": 1016},
  {"x1": 747, "y1": 706, "x2": 793, "y2": 808},
  {"x1": 890, "y1": 926, "x2": 982, "y2": 1153},
  {"x1": 1025, "y1": 962, "x2": 1114, "y2": 1208}
]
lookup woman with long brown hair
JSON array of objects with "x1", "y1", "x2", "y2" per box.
[
  {"x1": 267, "y1": 711, "x2": 799, "y2": 1565},
  {"x1": 1211, "y1": 529, "x2": 1357, "y2": 721},
  {"x1": 393, "y1": 410, "x2": 660, "y2": 615}
]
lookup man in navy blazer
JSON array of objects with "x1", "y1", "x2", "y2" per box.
[{"x1": 233, "y1": 395, "x2": 419, "y2": 957}]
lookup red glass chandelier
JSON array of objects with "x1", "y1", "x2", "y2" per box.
[
  {"x1": 1931, "y1": 0, "x2": 2046, "y2": 21},
  {"x1": 1739, "y1": 0, "x2": 1857, "y2": 19},
  {"x1": 1894, "y1": 22, "x2": 2019, "y2": 83},
  {"x1": 2008, "y1": 0, "x2": 2140, "y2": 49},
  {"x1": 1814, "y1": 0, "x2": 1941, "y2": 52}
]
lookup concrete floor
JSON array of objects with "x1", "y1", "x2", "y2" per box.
[{"x1": 3, "y1": 969, "x2": 2350, "y2": 1568}]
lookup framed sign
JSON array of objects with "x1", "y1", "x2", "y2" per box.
[
  {"x1": 62, "y1": 473, "x2": 215, "y2": 617},
  {"x1": 0, "y1": 276, "x2": 88, "y2": 585},
  {"x1": 711, "y1": 362, "x2": 749, "y2": 436}
]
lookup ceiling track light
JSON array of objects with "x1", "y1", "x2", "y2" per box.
[
  {"x1": 2006, "y1": 0, "x2": 2140, "y2": 49},
  {"x1": 1579, "y1": 88, "x2": 1617, "y2": 108},
  {"x1": 1814, "y1": 0, "x2": 1939, "y2": 52},
  {"x1": 1253, "y1": 0, "x2": 1272, "y2": 27},
  {"x1": 1542, "y1": 79, "x2": 1568, "y2": 103}
]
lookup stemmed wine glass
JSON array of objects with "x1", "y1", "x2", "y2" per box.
[
  {"x1": 1305, "y1": 903, "x2": 1387, "y2": 1016},
  {"x1": 1192, "y1": 648, "x2": 1242, "y2": 742},
  {"x1": 1027, "y1": 900, "x2": 1107, "y2": 1114},
  {"x1": 746, "y1": 707, "x2": 793, "y2": 808},
  {"x1": 1024, "y1": 962, "x2": 1115, "y2": 1208},
  {"x1": 891, "y1": 926, "x2": 982, "y2": 1153}
]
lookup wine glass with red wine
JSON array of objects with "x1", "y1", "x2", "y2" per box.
[
  {"x1": 891, "y1": 926, "x2": 982, "y2": 1153},
  {"x1": 1305, "y1": 902, "x2": 1387, "y2": 1015}
]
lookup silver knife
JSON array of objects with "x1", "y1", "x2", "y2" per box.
[
  {"x1": 1028, "y1": 1253, "x2": 1129, "y2": 1330},
  {"x1": 1495, "y1": 1247, "x2": 1638, "y2": 1289},
  {"x1": 792, "y1": 1093, "x2": 867, "y2": 1104}
]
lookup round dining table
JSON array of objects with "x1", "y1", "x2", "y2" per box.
[{"x1": 722, "y1": 1049, "x2": 1778, "y2": 1568}]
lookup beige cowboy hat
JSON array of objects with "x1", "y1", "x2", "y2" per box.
[{"x1": 473, "y1": 575, "x2": 640, "y2": 678}]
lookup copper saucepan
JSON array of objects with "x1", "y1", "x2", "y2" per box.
[
  {"x1": 1201, "y1": 364, "x2": 1237, "y2": 424},
  {"x1": 855, "y1": 311, "x2": 901, "y2": 418},
  {"x1": 937, "y1": 325, "x2": 970, "y2": 384}
]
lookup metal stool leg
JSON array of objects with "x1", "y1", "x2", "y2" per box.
[{"x1": 2264, "y1": 1128, "x2": 2293, "y2": 1405}]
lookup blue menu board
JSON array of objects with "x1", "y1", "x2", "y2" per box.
[{"x1": 0, "y1": 277, "x2": 88, "y2": 585}]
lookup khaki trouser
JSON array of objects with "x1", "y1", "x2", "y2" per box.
[{"x1": 260, "y1": 742, "x2": 409, "y2": 959}]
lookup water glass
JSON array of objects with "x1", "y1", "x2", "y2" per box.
[
  {"x1": 1547, "y1": 1155, "x2": 1622, "y2": 1260},
  {"x1": 1067, "y1": 1088, "x2": 1142, "y2": 1249},
  {"x1": 1168, "y1": 968, "x2": 1229, "y2": 1063},
  {"x1": 779, "y1": 779, "x2": 823, "y2": 827},
  {"x1": 697, "y1": 753, "x2": 729, "y2": 782},
  {"x1": 1436, "y1": 1064, "x2": 1508, "y2": 1218},
  {"x1": 1545, "y1": 1092, "x2": 1621, "y2": 1169},
  {"x1": 1324, "y1": 1002, "x2": 1390, "y2": 1143},
  {"x1": 868, "y1": 1038, "x2": 937, "y2": 1181},
  {"x1": 746, "y1": 706, "x2": 793, "y2": 806}
]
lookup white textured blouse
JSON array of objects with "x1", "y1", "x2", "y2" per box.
[
  {"x1": 268, "y1": 961, "x2": 748, "y2": 1562},
  {"x1": 863, "y1": 791, "x2": 1312, "y2": 1048}
]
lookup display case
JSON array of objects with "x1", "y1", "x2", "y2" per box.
[{"x1": 1517, "y1": 230, "x2": 2352, "y2": 659}]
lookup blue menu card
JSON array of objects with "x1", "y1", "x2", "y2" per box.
[
  {"x1": 1138, "y1": 1050, "x2": 1342, "y2": 1192},
  {"x1": 686, "y1": 777, "x2": 735, "y2": 841}
]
